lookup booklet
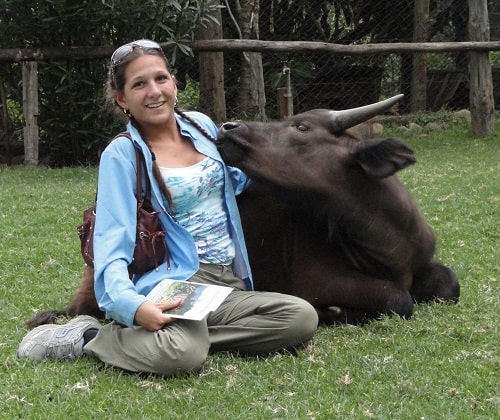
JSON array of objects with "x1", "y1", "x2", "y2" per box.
[{"x1": 146, "y1": 279, "x2": 233, "y2": 321}]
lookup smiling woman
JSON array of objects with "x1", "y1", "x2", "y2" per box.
[
  {"x1": 17, "y1": 39, "x2": 319, "y2": 377},
  {"x1": 115, "y1": 53, "x2": 208, "y2": 169}
]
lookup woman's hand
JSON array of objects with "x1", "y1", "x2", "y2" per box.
[{"x1": 134, "y1": 298, "x2": 184, "y2": 331}]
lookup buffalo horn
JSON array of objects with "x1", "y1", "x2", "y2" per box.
[{"x1": 329, "y1": 94, "x2": 404, "y2": 133}]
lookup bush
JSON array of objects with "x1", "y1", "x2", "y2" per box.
[{"x1": 0, "y1": 0, "x2": 220, "y2": 165}]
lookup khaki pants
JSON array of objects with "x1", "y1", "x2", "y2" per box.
[{"x1": 84, "y1": 264, "x2": 318, "y2": 377}]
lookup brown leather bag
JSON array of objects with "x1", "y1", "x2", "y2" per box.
[{"x1": 77, "y1": 134, "x2": 168, "y2": 274}]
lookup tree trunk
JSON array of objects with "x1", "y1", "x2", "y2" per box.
[
  {"x1": 197, "y1": 3, "x2": 226, "y2": 123},
  {"x1": 468, "y1": 0, "x2": 495, "y2": 135},
  {"x1": 22, "y1": 61, "x2": 39, "y2": 165},
  {"x1": 233, "y1": 0, "x2": 266, "y2": 120},
  {"x1": 411, "y1": 0, "x2": 429, "y2": 112}
]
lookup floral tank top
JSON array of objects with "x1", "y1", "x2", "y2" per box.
[{"x1": 160, "y1": 156, "x2": 235, "y2": 265}]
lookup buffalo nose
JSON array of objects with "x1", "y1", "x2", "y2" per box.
[{"x1": 217, "y1": 121, "x2": 241, "y2": 145}]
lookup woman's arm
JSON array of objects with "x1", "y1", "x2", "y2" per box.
[{"x1": 92, "y1": 138, "x2": 147, "y2": 327}]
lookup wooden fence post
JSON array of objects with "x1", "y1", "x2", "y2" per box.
[
  {"x1": 22, "y1": 61, "x2": 39, "y2": 165},
  {"x1": 468, "y1": 0, "x2": 495, "y2": 135}
]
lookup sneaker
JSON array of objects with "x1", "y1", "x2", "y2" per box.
[{"x1": 17, "y1": 315, "x2": 101, "y2": 362}]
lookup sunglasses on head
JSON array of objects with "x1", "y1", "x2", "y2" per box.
[{"x1": 110, "y1": 40, "x2": 165, "y2": 67}]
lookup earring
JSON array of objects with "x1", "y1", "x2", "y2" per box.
[
  {"x1": 175, "y1": 96, "x2": 178, "y2": 106},
  {"x1": 123, "y1": 108, "x2": 130, "y2": 116}
]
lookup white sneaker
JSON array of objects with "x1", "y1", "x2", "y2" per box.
[{"x1": 17, "y1": 315, "x2": 101, "y2": 362}]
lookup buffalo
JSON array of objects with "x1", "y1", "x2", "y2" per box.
[
  {"x1": 217, "y1": 94, "x2": 459, "y2": 324},
  {"x1": 26, "y1": 95, "x2": 459, "y2": 327}
]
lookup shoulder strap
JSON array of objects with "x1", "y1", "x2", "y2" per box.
[
  {"x1": 133, "y1": 145, "x2": 153, "y2": 204},
  {"x1": 113, "y1": 131, "x2": 154, "y2": 204},
  {"x1": 134, "y1": 147, "x2": 143, "y2": 204}
]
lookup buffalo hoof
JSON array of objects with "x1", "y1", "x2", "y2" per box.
[
  {"x1": 411, "y1": 262, "x2": 460, "y2": 304},
  {"x1": 385, "y1": 289, "x2": 413, "y2": 319}
]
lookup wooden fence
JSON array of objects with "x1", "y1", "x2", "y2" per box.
[{"x1": 2, "y1": 40, "x2": 499, "y2": 164}]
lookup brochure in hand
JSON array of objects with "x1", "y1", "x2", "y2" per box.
[{"x1": 146, "y1": 279, "x2": 233, "y2": 321}]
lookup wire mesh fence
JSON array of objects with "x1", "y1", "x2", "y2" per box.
[
  {"x1": 217, "y1": 0, "x2": 500, "y2": 119},
  {"x1": 0, "y1": 0, "x2": 498, "y2": 164}
]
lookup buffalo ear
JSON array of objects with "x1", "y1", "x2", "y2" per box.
[{"x1": 354, "y1": 138, "x2": 416, "y2": 179}]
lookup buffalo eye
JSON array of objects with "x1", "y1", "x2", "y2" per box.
[{"x1": 294, "y1": 123, "x2": 309, "y2": 132}]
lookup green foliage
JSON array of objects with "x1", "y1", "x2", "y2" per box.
[
  {"x1": 0, "y1": 0, "x2": 221, "y2": 165},
  {"x1": 6, "y1": 97, "x2": 23, "y2": 126},
  {"x1": 177, "y1": 75, "x2": 201, "y2": 110},
  {"x1": 0, "y1": 122, "x2": 498, "y2": 418},
  {"x1": 490, "y1": 51, "x2": 500, "y2": 67}
]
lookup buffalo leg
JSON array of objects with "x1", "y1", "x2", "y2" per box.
[
  {"x1": 63, "y1": 265, "x2": 104, "y2": 318},
  {"x1": 290, "y1": 266, "x2": 414, "y2": 325}
]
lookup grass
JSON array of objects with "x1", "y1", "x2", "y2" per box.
[{"x1": 0, "y1": 116, "x2": 498, "y2": 419}]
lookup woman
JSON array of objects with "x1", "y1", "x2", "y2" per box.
[{"x1": 17, "y1": 40, "x2": 318, "y2": 376}]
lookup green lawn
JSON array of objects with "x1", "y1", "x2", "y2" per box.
[{"x1": 0, "y1": 117, "x2": 498, "y2": 419}]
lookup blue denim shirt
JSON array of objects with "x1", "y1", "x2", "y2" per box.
[{"x1": 93, "y1": 112, "x2": 252, "y2": 327}]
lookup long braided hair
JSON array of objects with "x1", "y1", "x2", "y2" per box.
[{"x1": 106, "y1": 42, "x2": 218, "y2": 210}]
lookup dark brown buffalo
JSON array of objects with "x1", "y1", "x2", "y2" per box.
[
  {"x1": 217, "y1": 95, "x2": 459, "y2": 324},
  {"x1": 26, "y1": 95, "x2": 459, "y2": 328}
]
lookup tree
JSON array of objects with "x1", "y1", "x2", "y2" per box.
[{"x1": 411, "y1": 0, "x2": 430, "y2": 112}]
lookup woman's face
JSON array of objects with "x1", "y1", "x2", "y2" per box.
[{"x1": 115, "y1": 54, "x2": 177, "y2": 129}]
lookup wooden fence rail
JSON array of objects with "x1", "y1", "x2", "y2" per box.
[
  {"x1": 1, "y1": 41, "x2": 499, "y2": 62},
  {"x1": 1, "y1": 40, "x2": 497, "y2": 164}
]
